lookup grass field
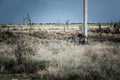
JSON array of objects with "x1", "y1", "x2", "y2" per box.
[
  {"x1": 0, "y1": 24, "x2": 120, "y2": 80},
  {"x1": 0, "y1": 24, "x2": 109, "y2": 32}
]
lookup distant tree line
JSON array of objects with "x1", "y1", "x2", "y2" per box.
[{"x1": 1, "y1": 21, "x2": 120, "y2": 26}]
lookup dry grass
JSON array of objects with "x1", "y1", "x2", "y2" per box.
[
  {"x1": 0, "y1": 31, "x2": 120, "y2": 80},
  {"x1": 30, "y1": 39, "x2": 120, "y2": 80}
]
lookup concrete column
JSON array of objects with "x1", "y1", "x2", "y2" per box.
[{"x1": 84, "y1": 0, "x2": 88, "y2": 44}]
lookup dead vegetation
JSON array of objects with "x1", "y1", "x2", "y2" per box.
[{"x1": 0, "y1": 25, "x2": 120, "y2": 79}]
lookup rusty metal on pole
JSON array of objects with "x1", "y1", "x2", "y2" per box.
[{"x1": 84, "y1": 0, "x2": 88, "y2": 44}]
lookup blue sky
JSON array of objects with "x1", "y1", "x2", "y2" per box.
[{"x1": 0, "y1": 0, "x2": 120, "y2": 24}]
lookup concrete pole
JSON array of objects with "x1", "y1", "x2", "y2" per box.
[{"x1": 84, "y1": 0, "x2": 88, "y2": 44}]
